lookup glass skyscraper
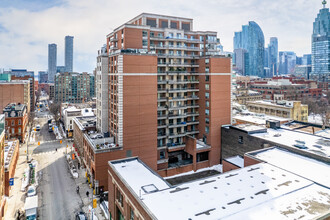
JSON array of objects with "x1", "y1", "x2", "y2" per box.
[
  {"x1": 65, "y1": 36, "x2": 74, "y2": 72},
  {"x1": 311, "y1": 1, "x2": 330, "y2": 81},
  {"x1": 268, "y1": 37, "x2": 278, "y2": 76},
  {"x1": 234, "y1": 21, "x2": 264, "y2": 77},
  {"x1": 48, "y1": 43, "x2": 57, "y2": 83}
]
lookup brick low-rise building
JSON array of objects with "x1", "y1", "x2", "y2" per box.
[
  {"x1": 0, "y1": 81, "x2": 31, "y2": 114},
  {"x1": 107, "y1": 156, "x2": 330, "y2": 220},
  {"x1": 3, "y1": 140, "x2": 19, "y2": 196},
  {"x1": 0, "y1": 115, "x2": 5, "y2": 220},
  {"x1": 3, "y1": 103, "x2": 28, "y2": 143}
]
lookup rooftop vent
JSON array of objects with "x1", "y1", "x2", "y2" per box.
[{"x1": 141, "y1": 184, "x2": 159, "y2": 193}]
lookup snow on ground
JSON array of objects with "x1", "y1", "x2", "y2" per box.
[
  {"x1": 308, "y1": 114, "x2": 324, "y2": 125},
  {"x1": 164, "y1": 164, "x2": 223, "y2": 179}
]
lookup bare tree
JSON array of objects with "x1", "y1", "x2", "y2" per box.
[{"x1": 49, "y1": 102, "x2": 61, "y2": 123}]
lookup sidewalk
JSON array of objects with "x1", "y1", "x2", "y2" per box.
[
  {"x1": 70, "y1": 153, "x2": 106, "y2": 219},
  {"x1": 4, "y1": 143, "x2": 32, "y2": 219}
]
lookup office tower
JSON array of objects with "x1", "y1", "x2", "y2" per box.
[
  {"x1": 65, "y1": 36, "x2": 74, "y2": 72},
  {"x1": 105, "y1": 13, "x2": 231, "y2": 174},
  {"x1": 296, "y1": 57, "x2": 303, "y2": 65},
  {"x1": 311, "y1": 0, "x2": 330, "y2": 81},
  {"x1": 264, "y1": 47, "x2": 269, "y2": 68},
  {"x1": 279, "y1": 51, "x2": 296, "y2": 75},
  {"x1": 48, "y1": 44, "x2": 57, "y2": 83},
  {"x1": 56, "y1": 66, "x2": 65, "y2": 73},
  {"x1": 54, "y1": 72, "x2": 94, "y2": 103},
  {"x1": 234, "y1": 48, "x2": 248, "y2": 75},
  {"x1": 38, "y1": 71, "x2": 48, "y2": 83},
  {"x1": 302, "y1": 54, "x2": 312, "y2": 65},
  {"x1": 96, "y1": 45, "x2": 109, "y2": 134},
  {"x1": 268, "y1": 37, "x2": 278, "y2": 76},
  {"x1": 234, "y1": 22, "x2": 264, "y2": 77}
]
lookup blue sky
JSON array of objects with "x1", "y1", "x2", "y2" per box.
[{"x1": 0, "y1": 0, "x2": 325, "y2": 73}]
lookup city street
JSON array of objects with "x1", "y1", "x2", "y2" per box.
[{"x1": 34, "y1": 96, "x2": 84, "y2": 219}]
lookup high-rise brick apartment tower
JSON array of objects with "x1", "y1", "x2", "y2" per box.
[{"x1": 106, "y1": 13, "x2": 231, "y2": 176}]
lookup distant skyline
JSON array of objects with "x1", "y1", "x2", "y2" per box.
[{"x1": 0, "y1": 0, "x2": 325, "y2": 73}]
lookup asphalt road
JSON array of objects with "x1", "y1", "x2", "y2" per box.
[{"x1": 33, "y1": 98, "x2": 83, "y2": 219}]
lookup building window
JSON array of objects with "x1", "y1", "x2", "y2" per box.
[
  {"x1": 205, "y1": 75, "x2": 209, "y2": 82},
  {"x1": 150, "y1": 32, "x2": 154, "y2": 37},
  {"x1": 205, "y1": 126, "x2": 209, "y2": 134},
  {"x1": 205, "y1": 92, "x2": 209, "y2": 99},
  {"x1": 5, "y1": 121, "x2": 8, "y2": 126},
  {"x1": 116, "y1": 188, "x2": 123, "y2": 207},
  {"x1": 160, "y1": 151, "x2": 165, "y2": 159},
  {"x1": 170, "y1": 21, "x2": 177, "y2": 29},
  {"x1": 11, "y1": 128, "x2": 15, "y2": 134},
  {"x1": 130, "y1": 207, "x2": 134, "y2": 220},
  {"x1": 161, "y1": 21, "x2": 168, "y2": 28},
  {"x1": 142, "y1": 39, "x2": 148, "y2": 47},
  {"x1": 238, "y1": 136, "x2": 244, "y2": 144},
  {"x1": 11, "y1": 120, "x2": 14, "y2": 126},
  {"x1": 146, "y1": 19, "x2": 156, "y2": 27},
  {"x1": 205, "y1": 117, "x2": 209, "y2": 124},
  {"x1": 205, "y1": 58, "x2": 209, "y2": 64},
  {"x1": 206, "y1": 101, "x2": 209, "y2": 107},
  {"x1": 205, "y1": 84, "x2": 209, "y2": 90},
  {"x1": 205, "y1": 67, "x2": 209, "y2": 73},
  {"x1": 18, "y1": 127, "x2": 21, "y2": 134},
  {"x1": 142, "y1": 30, "x2": 148, "y2": 37},
  {"x1": 205, "y1": 109, "x2": 209, "y2": 116},
  {"x1": 182, "y1": 23, "x2": 190, "y2": 31},
  {"x1": 18, "y1": 119, "x2": 21, "y2": 125}
]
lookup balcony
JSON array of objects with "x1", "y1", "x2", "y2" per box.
[
  {"x1": 186, "y1": 87, "x2": 199, "y2": 92},
  {"x1": 157, "y1": 97, "x2": 167, "y2": 102},
  {"x1": 167, "y1": 142, "x2": 186, "y2": 149},
  {"x1": 110, "y1": 37, "x2": 118, "y2": 42},
  {"x1": 186, "y1": 120, "x2": 199, "y2": 125},
  {"x1": 168, "y1": 114, "x2": 187, "y2": 119},
  {"x1": 168, "y1": 132, "x2": 186, "y2": 138},
  {"x1": 186, "y1": 104, "x2": 199, "y2": 108},
  {"x1": 157, "y1": 80, "x2": 166, "y2": 85},
  {"x1": 168, "y1": 105, "x2": 188, "y2": 110},
  {"x1": 157, "y1": 133, "x2": 167, "y2": 139},
  {"x1": 168, "y1": 88, "x2": 188, "y2": 93},
  {"x1": 157, "y1": 88, "x2": 167, "y2": 93},
  {"x1": 186, "y1": 130, "x2": 199, "y2": 135},
  {"x1": 157, "y1": 114, "x2": 167, "y2": 120},
  {"x1": 157, "y1": 53, "x2": 195, "y2": 59},
  {"x1": 187, "y1": 112, "x2": 199, "y2": 117},
  {"x1": 186, "y1": 46, "x2": 202, "y2": 51},
  {"x1": 157, "y1": 106, "x2": 167, "y2": 111},
  {"x1": 168, "y1": 122, "x2": 187, "y2": 128},
  {"x1": 157, "y1": 123, "x2": 167, "y2": 129},
  {"x1": 186, "y1": 95, "x2": 199, "y2": 100},
  {"x1": 168, "y1": 96, "x2": 186, "y2": 102}
]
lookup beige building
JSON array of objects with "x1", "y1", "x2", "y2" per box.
[
  {"x1": 0, "y1": 115, "x2": 5, "y2": 220},
  {"x1": 235, "y1": 88, "x2": 262, "y2": 104},
  {"x1": 246, "y1": 100, "x2": 308, "y2": 122},
  {"x1": 0, "y1": 81, "x2": 30, "y2": 113}
]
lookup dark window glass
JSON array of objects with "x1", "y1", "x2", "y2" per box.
[
  {"x1": 182, "y1": 23, "x2": 190, "y2": 31},
  {"x1": 147, "y1": 19, "x2": 156, "y2": 27},
  {"x1": 170, "y1": 22, "x2": 177, "y2": 29},
  {"x1": 161, "y1": 21, "x2": 168, "y2": 28}
]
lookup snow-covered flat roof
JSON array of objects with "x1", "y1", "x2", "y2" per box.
[
  {"x1": 110, "y1": 159, "x2": 330, "y2": 219},
  {"x1": 234, "y1": 114, "x2": 289, "y2": 125},
  {"x1": 111, "y1": 159, "x2": 170, "y2": 196},
  {"x1": 251, "y1": 128, "x2": 330, "y2": 158},
  {"x1": 249, "y1": 148, "x2": 330, "y2": 188},
  {"x1": 224, "y1": 156, "x2": 244, "y2": 168}
]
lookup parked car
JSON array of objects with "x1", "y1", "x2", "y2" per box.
[
  {"x1": 27, "y1": 186, "x2": 36, "y2": 197},
  {"x1": 36, "y1": 125, "x2": 41, "y2": 131},
  {"x1": 75, "y1": 211, "x2": 87, "y2": 220}
]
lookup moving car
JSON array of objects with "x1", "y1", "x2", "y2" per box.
[
  {"x1": 75, "y1": 211, "x2": 87, "y2": 220},
  {"x1": 27, "y1": 185, "x2": 36, "y2": 197}
]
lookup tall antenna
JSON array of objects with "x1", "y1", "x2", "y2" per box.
[{"x1": 322, "y1": 0, "x2": 327, "y2": 8}]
